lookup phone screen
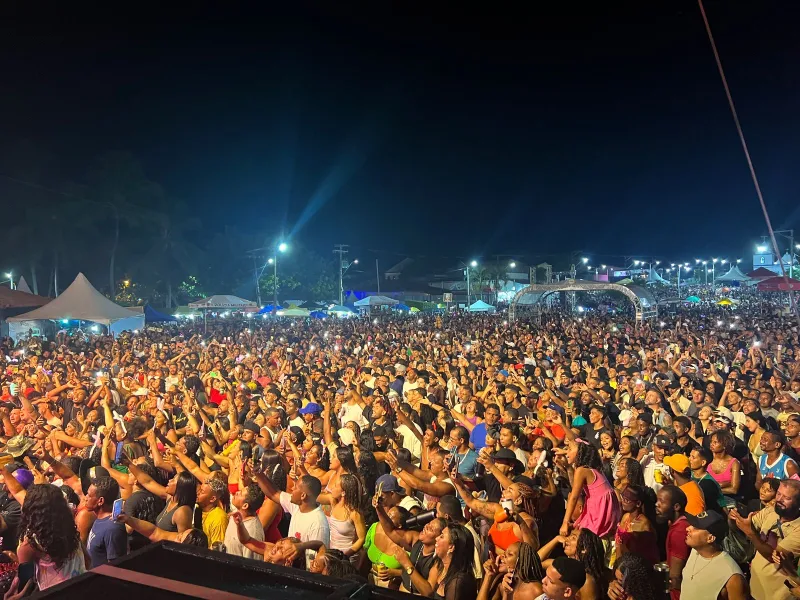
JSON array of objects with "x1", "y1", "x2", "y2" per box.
[{"x1": 112, "y1": 498, "x2": 125, "y2": 521}]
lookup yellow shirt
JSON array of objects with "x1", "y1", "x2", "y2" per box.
[{"x1": 202, "y1": 506, "x2": 229, "y2": 548}]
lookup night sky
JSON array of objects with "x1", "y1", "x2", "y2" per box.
[{"x1": 2, "y1": 1, "x2": 799, "y2": 263}]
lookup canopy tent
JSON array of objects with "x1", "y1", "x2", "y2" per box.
[
  {"x1": 257, "y1": 304, "x2": 283, "y2": 314},
  {"x1": 468, "y1": 300, "x2": 496, "y2": 313},
  {"x1": 353, "y1": 295, "x2": 400, "y2": 307},
  {"x1": 394, "y1": 303, "x2": 411, "y2": 312},
  {"x1": 748, "y1": 267, "x2": 778, "y2": 279},
  {"x1": 717, "y1": 298, "x2": 733, "y2": 306},
  {"x1": 188, "y1": 295, "x2": 257, "y2": 310},
  {"x1": 616, "y1": 278, "x2": 634, "y2": 285},
  {"x1": 282, "y1": 299, "x2": 305, "y2": 307},
  {"x1": 757, "y1": 277, "x2": 800, "y2": 292},
  {"x1": 685, "y1": 296, "x2": 701, "y2": 303},
  {"x1": 15, "y1": 276, "x2": 32, "y2": 294},
  {"x1": 326, "y1": 304, "x2": 352, "y2": 313},
  {"x1": 646, "y1": 267, "x2": 670, "y2": 285},
  {"x1": 144, "y1": 305, "x2": 178, "y2": 323},
  {"x1": 716, "y1": 265, "x2": 751, "y2": 282},
  {"x1": 174, "y1": 306, "x2": 202, "y2": 318},
  {"x1": 0, "y1": 286, "x2": 50, "y2": 312},
  {"x1": 8, "y1": 273, "x2": 139, "y2": 325},
  {"x1": 309, "y1": 310, "x2": 327, "y2": 319},
  {"x1": 277, "y1": 306, "x2": 310, "y2": 317}
]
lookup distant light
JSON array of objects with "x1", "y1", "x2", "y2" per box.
[
  {"x1": 582, "y1": 257, "x2": 589, "y2": 264},
  {"x1": 729, "y1": 323, "x2": 735, "y2": 329},
  {"x1": 353, "y1": 259, "x2": 359, "y2": 264},
  {"x1": 91, "y1": 325, "x2": 99, "y2": 332},
  {"x1": 96, "y1": 372, "x2": 103, "y2": 378},
  {"x1": 280, "y1": 337, "x2": 285, "y2": 342},
  {"x1": 133, "y1": 329, "x2": 139, "y2": 334},
  {"x1": 373, "y1": 318, "x2": 378, "y2": 324},
  {"x1": 601, "y1": 264, "x2": 606, "y2": 269},
  {"x1": 659, "y1": 322, "x2": 665, "y2": 327},
  {"x1": 721, "y1": 259, "x2": 728, "y2": 264},
  {"x1": 417, "y1": 318, "x2": 422, "y2": 324},
  {"x1": 470, "y1": 260, "x2": 478, "y2": 268},
  {"x1": 577, "y1": 306, "x2": 585, "y2": 312},
  {"x1": 702, "y1": 260, "x2": 707, "y2": 265},
  {"x1": 268, "y1": 258, "x2": 274, "y2": 264},
  {"x1": 324, "y1": 332, "x2": 329, "y2": 338},
  {"x1": 123, "y1": 280, "x2": 130, "y2": 286},
  {"x1": 655, "y1": 261, "x2": 660, "y2": 265},
  {"x1": 503, "y1": 320, "x2": 508, "y2": 325},
  {"x1": 670, "y1": 263, "x2": 675, "y2": 267},
  {"x1": 334, "y1": 345, "x2": 340, "y2": 351},
  {"x1": 712, "y1": 258, "x2": 718, "y2": 263},
  {"x1": 4, "y1": 272, "x2": 11, "y2": 278},
  {"x1": 612, "y1": 326, "x2": 618, "y2": 332},
  {"x1": 685, "y1": 266, "x2": 692, "y2": 271},
  {"x1": 736, "y1": 259, "x2": 742, "y2": 263},
  {"x1": 309, "y1": 345, "x2": 315, "y2": 350},
  {"x1": 757, "y1": 245, "x2": 767, "y2": 252},
  {"x1": 717, "y1": 320, "x2": 723, "y2": 326},
  {"x1": 509, "y1": 262, "x2": 516, "y2": 268},
  {"x1": 61, "y1": 319, "x2": 69, "y2": 324},
  {"x1": 262, "y1": 315, "x2": 267, "y2": 320},
  {"x1": 278, "y1": 242, "x2": 288, "y2": 252},
  {"x1": 464, "y1": 343, "x2": 472, "y2": 351},
  {"x1": 695, "y1": 259, "x2": 700, "y2": 263},
  {"x1": 435, "y1": 333, "x2": 441, "y2": 338},
  {"x1": 633, "y1": 260, "x2": 640, "y2": 266}
]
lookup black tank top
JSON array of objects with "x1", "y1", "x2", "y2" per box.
[{"x1": 401, "y1": 541, "x2": 437, "y2": 593}]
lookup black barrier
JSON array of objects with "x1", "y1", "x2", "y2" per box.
[{"x1": 38, "y1": 542, "x2": 413, "y2": 599}]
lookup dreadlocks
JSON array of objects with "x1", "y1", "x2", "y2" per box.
[
  {"x1": 514, "y1": 483, "x2": 538, "y2": 519},
  {"x1": 514, "y1": 542, "x2": 545, "y2": 583},
  {"x1": 576, "y1": 529, "x2": 605, "y2": 591}
]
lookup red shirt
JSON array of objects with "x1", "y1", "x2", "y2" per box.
[
  {"x1": 666, "y1": 516, "x2": 691, "y2": 600},
  {"x1": 208, "y1": 388, "x2": 225, "y2": 406}
]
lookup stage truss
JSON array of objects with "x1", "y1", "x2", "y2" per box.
[{"x1": 508, "y1": 280, "x2": 658, "y2": 324}]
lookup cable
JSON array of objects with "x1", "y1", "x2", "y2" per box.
[{"x1": 697, "y1": 0, "x2": 800, "y2": 328}]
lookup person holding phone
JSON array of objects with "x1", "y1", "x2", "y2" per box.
[{"x1": 85, "y1": 477, "x2": 128, "y2": 567}]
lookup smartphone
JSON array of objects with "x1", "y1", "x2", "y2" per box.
[
  {"x1": 736, "y1": 502, "x2": 749, "y2": 517},
  {"x1": 17, "y1": 562, "x2": 35, "y2": 591},
  {"x1": 112, "y1": 498, "x2": 125, "y2": 521}
]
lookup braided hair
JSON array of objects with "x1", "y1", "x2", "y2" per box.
[
  {"x1": 616, "y1": 552, "x2": 656, "y2": 600},
  {"x1": 513, "y1": 483, "x2": 539, "y2": 519},
  {"x1": 514, "y1": 542, "x2": 545, "y2": 583},
  {"x1": 575, "y1": 529, "x2": 606, "y2": 591}
]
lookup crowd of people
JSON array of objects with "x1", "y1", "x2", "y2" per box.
[{"x1": 1, "y1": 305, "x2": 800, "y2": 599}]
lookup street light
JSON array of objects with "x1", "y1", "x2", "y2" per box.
[
  {"x1": 465, "y1": 261, "x2": 478, "y2": 305},
  {"x1": 339, "y1": 258, "x2": 358, "y2": 305},
  {"x1": 271, "y1": 242, "x2": 288, "y2": 306},
  {"x1": 581, "y1": 257, "x2": 588, "y2": 264},
  {"x1": 509, "y1": 262, "x2": 516, "y2": 268}
]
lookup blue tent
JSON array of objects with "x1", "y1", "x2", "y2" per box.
[
  {"x1": 144, "y1": 305, "x2": 177, "y2": 323},
  {"x1": 257, "y1": 304, "x2": 283, "y2": 314},
  {"x1": 309, "y1": 310, "x2": 327, "y2": 319},
  {"x1": 394, "y1": 303, "x2": 411, "y2": 312}
]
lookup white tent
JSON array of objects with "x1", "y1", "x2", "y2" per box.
[
  {"x1": 353, "y1": 295, "x2": 399, "y2": 307},
  {"x1": 15, "y1": 276, "x2": 32, "y2": 294},
  {"x1": 188, "y1": 295, "x2": 257, "y2": 310},
  {"x1": 278, "y1": 306, "x2": 310, "y2": 317},
  {"x1": 716, "y1": 266, "x2": 751, "y2": 282},
  {"x1": 8, "y1": 273, "x2": 141, "y2": 326},
  {"x1": 468, "y1": 300, "x2": 496, "y2": 313}
]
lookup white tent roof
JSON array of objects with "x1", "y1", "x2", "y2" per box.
[
  {"x1": 8, "y1": 273, "x2": 139, "y2": 325},
  {"x1": 353, "y1": 295, "x2": 399, "y2": 306},
  {"x1": 327, "y1": 304, "x2": 354, "y2": 313},
  {"x1": 16, "y1": 276, "x2": 32, "y2": 294},
  {"x1": 468, "y1": 300, "x2": 496, "y2": 312},
  {"x1": 278, "y1": 307, "x2": 310, "y2": 317},
  {"x1": 716, "y1": 266, "x2": 751, "y2": 282},
  {"x1": 188, "y1": 295, "x2": 257, "y2": 309}
]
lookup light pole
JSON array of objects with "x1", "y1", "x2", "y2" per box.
[
  {"x1": 338, "y1": 258, "x2": 358, "y2": 305},
  {"x1": 3, "y1": 272, "x2": 13, "y2": 290},
  {"x1": 465, "y1": 260, "x2": 477, "y2": 306},
  {"x1": 712, "y1": 258, "x2": 718, "y2": 284},
  {"x1": 702, "y1": 260, "x2": 708, "y2": 285},
  {"x1": 268, "y1": 242, "x2": 288, "y2": 307}
]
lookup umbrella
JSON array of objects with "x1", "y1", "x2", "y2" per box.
[
  {"x1": 257, "y1": 304, "x2": 283, "y2": 314},
  {"x1": 717, "y1": 298, "x2": 733, "y2": 306},
  {"x1": 309, "y1": 311, "x2": 327, "y2": 319},
  {"x1": 685, "y1": 296, "x2": 701, "y2": 303},
  {"x1": 394, "y1": 303, "x2": 411, "y2": 312}
]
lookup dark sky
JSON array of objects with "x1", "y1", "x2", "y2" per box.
[{"x1": 2, "y1": 1, "x2": 799, "y2": 264}]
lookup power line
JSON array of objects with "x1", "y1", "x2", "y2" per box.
[{"x1": 697, "y1": 0, "x2": 800, "y2": 327}]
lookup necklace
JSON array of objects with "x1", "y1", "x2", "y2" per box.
[{"x1": 690, "y1": 550, "x2": 721, "y2": 580}]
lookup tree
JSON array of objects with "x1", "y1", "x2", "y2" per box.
[{"x1": 83, "y1": 152, "x2": 165, "y2": 297}]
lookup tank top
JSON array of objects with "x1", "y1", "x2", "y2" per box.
[
  {"x1": 487, "y1": 522, "x2": 521, "y2": 552},
  {"x1": 680, "y1": 549, "x2": 741, "y2": 599},
  {"x1": 401, "y1": 541, "x2": 437, "y2": 593},
  {"x1": 156, "y1": 503, "x2": 180, "y2": 532},
  {"x1": 759, "y1": 453, "x2": 796, "y2": 479},
  {"x1": 35, "y1": 549, "x2": 86, "y2": 590},
  {"x1": 707, "y1": 458, "x2": 737, "y2": 487},
  {"x1": 328, "y1": 513, "x2": 357, "y2": 552}
]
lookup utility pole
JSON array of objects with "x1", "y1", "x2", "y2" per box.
[
  {"x1": 334, "y1": 244, "x2": 349, "y2": 305},
  {"x1": 376, "y1": 259, "x2": 380, "y2": 294}
]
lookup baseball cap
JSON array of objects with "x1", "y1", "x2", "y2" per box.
[
  {"x1": 337, "y1": 428, "x2": 357, "y2": 446},
  {"x1": 299, "y1": 402, "x2": 322, "y2": 415},
  {"x1": 663, "y1": 454, "x2": 690, "y2": 473},
  {"x1": 618, "y1": 409, "x2": 633, "y2": 427},
  {"x1": 546, "y1": 402, "x2": 565, "y2": 418},
  {"x1": 375, "y1": 474, "x2": 400, "y2": 493},
  {"x1": 686, "y1": 510, "x2": 728, "y2": 544},
  {"x1": 654, "y1": 434, "x2": 672, "y2": 448}
]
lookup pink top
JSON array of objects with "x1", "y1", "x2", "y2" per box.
[
  {"x1": 707, "y1": 458, "x2": 738, "y2": 487},
  {"x1": 574, "y1": 468, "x2": 620, "y2": 538}
]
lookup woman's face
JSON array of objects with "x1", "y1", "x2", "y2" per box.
[
  {"x1": 709, "y1": 435, "x2": 723, "y2": 454},
  {"x1": 619, "y1": 437, "x2": 630, "y2": 455},
  {"x1": 563, "y1": 531, "x2": 578, "y2": 557},
  {"x1": 620, "y1": 489, "x2": 639, "y2": 513},
  {"x1": 329, "y1": 453, "x2": 341, "y2": 470},
  {"x1": 615, "y1": 459, "x2": 628, "y2": 481},
  {"x1": 566, "y1": 442, "x2": 578, "y2": 465},
  {"x1": 434, "y1": 527, "x2": 452, "y2": 560},
  {"x1": 698, "y1": 406, "x2": 713, "y2": 421},
  {"x1": 600, "y1": 433, "x2": 614, "y2": 450},
  {"x1": 502, "y1": 543, "x2": 519, "y2": 570},
  {"x1": 166, "y1": 475, "x2": 178, "y2": 497},
  {"x1": 760, "y1": 482, "x2": 777, "y2": 504},
  {"x1": 65, "y1": 422, "x2": 76, "y2": 436},
  {"x1": 309, "y1": 555, "x2": 327, "y2": 575}
]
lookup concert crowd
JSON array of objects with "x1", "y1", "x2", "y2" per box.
[{"x1": 1, "y1": 304, "x2": 800, "y2": 600}]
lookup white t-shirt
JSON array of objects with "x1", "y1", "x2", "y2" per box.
[
  {"x1": 396, "y1": 422, "x2": 423, "y2": 461},
  {"x1": 224, "y1": 514, "x2": 264, "y2": 560},
  {"x1": 339, "y1": 403, "x2": 368, "y2": 429},
  {"x1": 279, "y1": 492, "x2": 330, "y2": 568}
]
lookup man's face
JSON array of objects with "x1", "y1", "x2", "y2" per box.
[
  {"x1": 685, "y1": 526, "x2": 713, "y2": 549},
  {"x1": 499, "y1": 428, "x2": 513, "y2": 449},
  {"x1": 636, "y1": 420, "x2": 649, "y2": 436},
  {"x1": 85, "y1": 484, "x2": 102, "y2": 512},
  {"x1": 485, "y1": 408, "x2": 500, "y2": 425},
  {"x1": 674, "y1": 420, "x2": 687, "y2": 437},
  {"x1": 655, "y1": 489, "x2": 673, "y2": 519},
  {"x1": 241, "y1": 429, "x2": 255, "y2": 443},
  {"x1": 692, "y1": 389, "x2": 704, "y2": 405},
  {"x1": 541, "y1": 565, "x2": 570, "y2": 599},
  {"x1": 775, "y1": 483, "x2": 800, "y2": 519},
  {"x1": 689, "y1": 449, "x2": 705, "y2": 471}
]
